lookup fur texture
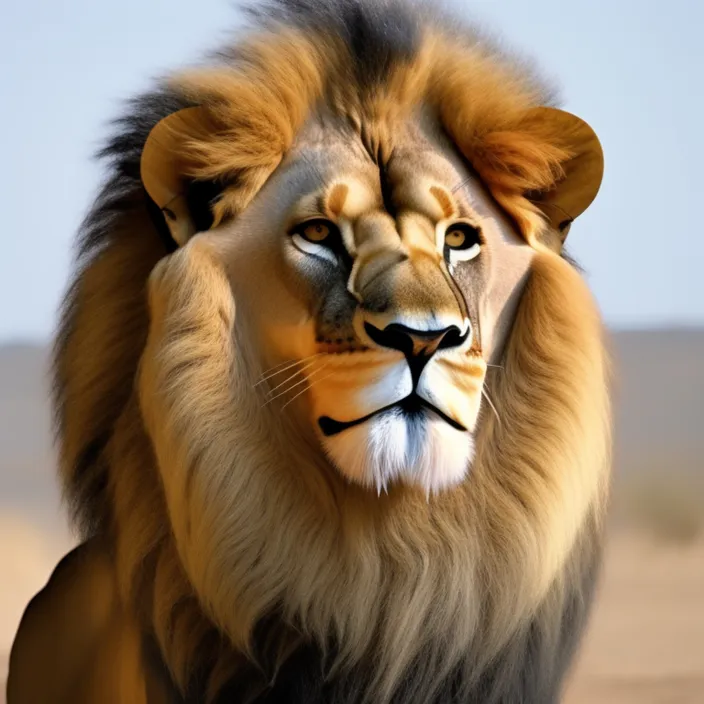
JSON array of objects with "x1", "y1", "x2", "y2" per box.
[{"x1": 45, "y1": 1, "x2": 612, "y2": 702}]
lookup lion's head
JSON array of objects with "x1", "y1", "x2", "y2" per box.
[{"x1": 50, "y1": 1, "x2": 611, "y2": 702}]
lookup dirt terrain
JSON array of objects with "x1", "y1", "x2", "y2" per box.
[{"x1": 564, "y1": 531, "x2": 704, "y2": 704}]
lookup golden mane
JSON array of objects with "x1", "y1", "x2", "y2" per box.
[{"x1": 43, "y1": 2, "x2": 611, "y2": 702}]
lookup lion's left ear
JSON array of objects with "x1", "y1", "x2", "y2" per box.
[
  {"x1": 141, "y1": 107, "x2": 221, "y2": 247},
  {"x1": 528, "y1": 107, "x2": 604, "y2": 243}
]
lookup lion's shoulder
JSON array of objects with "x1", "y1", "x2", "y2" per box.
[{"x1": 7, "y1": 540, "x2": 177, "y2": 704}]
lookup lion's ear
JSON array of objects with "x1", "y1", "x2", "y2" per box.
[
  {"x1": 141, "y1": 107, "x2": 222, "y2": 247},
  {"x1": 527, "y1": 107, "x2": 604, "y2": 243}
]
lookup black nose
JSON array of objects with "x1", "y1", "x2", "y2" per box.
[{"x1": 364, "y1": 321, "x2": 469, "y2": 383}]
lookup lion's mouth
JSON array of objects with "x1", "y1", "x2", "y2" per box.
[{"x1": 318, "y1": 393, "x2": 467, "y2": 437}]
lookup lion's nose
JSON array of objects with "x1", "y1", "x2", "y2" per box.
[{"x1": 364, "y1": 321, "x2": 469, "y2": 359}]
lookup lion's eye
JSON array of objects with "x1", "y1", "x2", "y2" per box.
[
  {"x1": 445, "y1": 229, "x2": 466, "y2": 248},
  {"x1": 445, "y1": 223, "x2": 480, "y2": 250},
  {"x1": 300, "y1": 219, "x2": 336, "y2": 243},
  {"x1": 444, "y1": 222, "x2": 482, "y2": 262},
  {"x1": 290, "y1": 218, "x2": 344, "y2": 265}
]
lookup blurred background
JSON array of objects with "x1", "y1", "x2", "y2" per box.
[{"x1": 1, "y1": 1, "x2": 702, "y2": 702}]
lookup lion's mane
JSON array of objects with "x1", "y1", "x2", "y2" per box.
[{"x1": 52, "y1": 1, "x2": 611, "y2": 702}]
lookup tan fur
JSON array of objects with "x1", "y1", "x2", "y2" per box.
[
  {"x1": 129, "y1": 239, "x2": 609, "y2": 701},
  {"x1": 162, "y1": 29, "x2": 581, "y2": 241},
  {"x1": 30, "y1": 13, "x2": 612, "y2": 704}
]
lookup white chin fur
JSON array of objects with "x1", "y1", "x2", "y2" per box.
[{"x1": 321, "y1": 409, "x2": 473, "y2": 495}]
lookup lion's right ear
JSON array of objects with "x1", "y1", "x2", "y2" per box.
[
  {"x1": 525, "y1": 107, "x2": 604, "y2": 244},
  {"x1": 141, "y1": 107, "x2": 222, "y2": 247}
]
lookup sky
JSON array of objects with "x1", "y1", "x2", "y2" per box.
[{"x1": 1, "y1": 0, "x2": 702, "y2": 342}]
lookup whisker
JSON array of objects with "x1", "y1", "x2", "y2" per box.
[
  {"x1": 486, "y1": 363, "x2": 504, "y2": 370},
  {"x1": 451, "y1": 175, "x2": 474, "y2": 194},
  {"x1": 265, "y1": 358, "x2": 321, "y2": 395},
  {"x1": 481, "y1": 386, "x2": 501, "y2": 426},
  {"x1": 262, "y1": 376, "x2": 310, "y2": 407},
  {"x1": 254, "y1": 358, "x2": 302, "y2": 387},
  {"x1": 281, "y1": 370, "x2": 336, "y2": 411},
  {"x1": 261, "y1": 364, "x2": 329, "y2": 408},
  {"x1": 254, "y1": 353, "x2": 322, "y2": 387}
]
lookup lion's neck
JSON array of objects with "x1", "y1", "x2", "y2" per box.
[{"x1": 111, "y1": 252, "x2": 609, "y2": 703}]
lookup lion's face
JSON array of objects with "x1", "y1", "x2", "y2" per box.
[{"x1": 208, "y1": 113, "x2": 534, "y2": 494}]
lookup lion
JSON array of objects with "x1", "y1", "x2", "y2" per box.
[{"x1": 7, "y1": 1, "x2": 611, "y2": 702}]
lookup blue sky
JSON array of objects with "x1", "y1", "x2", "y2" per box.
[{"x1": 1, "y1": 0, "x2": 701, "y2": 341}]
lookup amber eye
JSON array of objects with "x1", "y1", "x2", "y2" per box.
[
  {"x1": 445, "y1": 222, "x2": 481, "y2": 251},
  {"x1": 445, "y1": 228, "x2": 466, "y2": 248},
  {"x1": 300, "y1": 219, "x2": 335, "y2": 243},
  {"x1": 290, "y1": 218, "x2": 346, "y2": 265}
]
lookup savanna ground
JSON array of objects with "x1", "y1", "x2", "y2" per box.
[{"x1": 2, "y1": 475, "x2": 703, "y2": 703}]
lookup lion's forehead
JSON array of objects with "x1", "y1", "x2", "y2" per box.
[{"x1": 289, "y1": 114, "x2": 469, "y2": 216}]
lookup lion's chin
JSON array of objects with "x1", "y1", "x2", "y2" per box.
[{"x1": 320, "y1": 406, "x2": 473, "y2": 495}]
